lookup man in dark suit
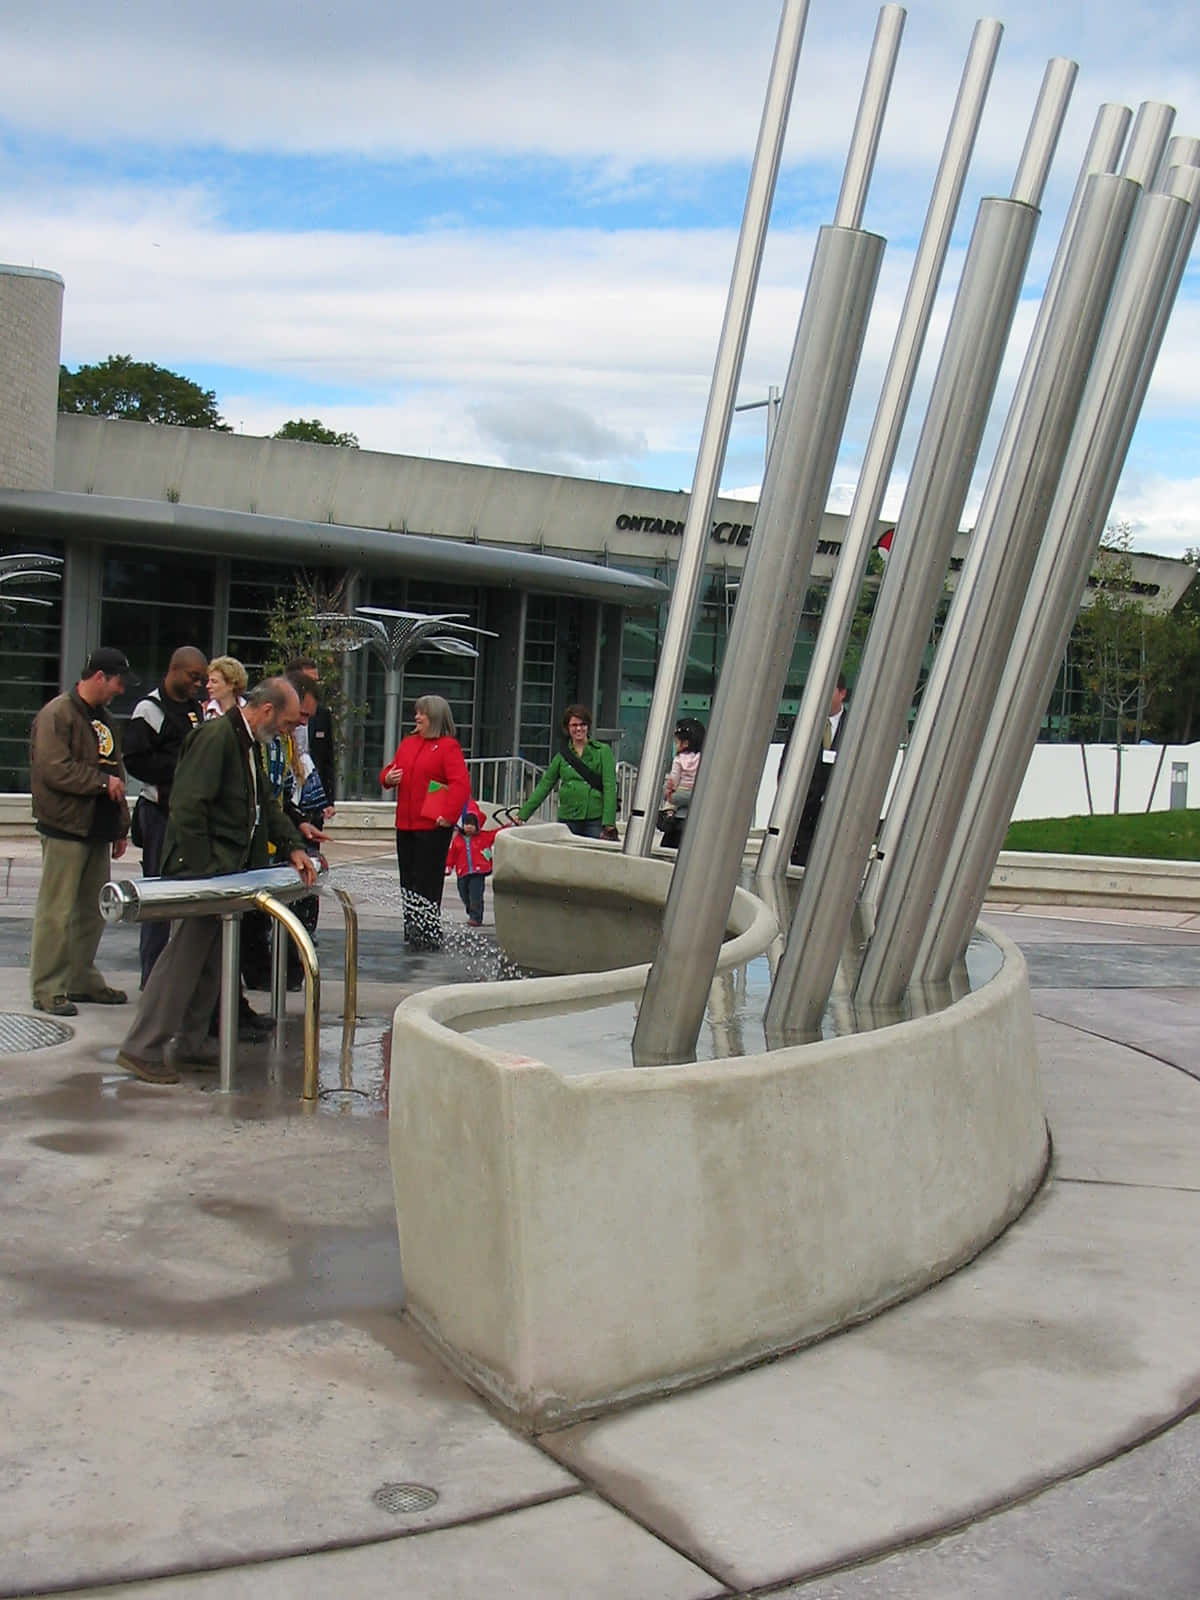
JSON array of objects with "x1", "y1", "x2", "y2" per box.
[
  {"x1": 115, "y1": 677, "x2": 315, "y2": 1084},
  {"x1": 790, "y1": 673, "x2": 848, "y2": 867}
]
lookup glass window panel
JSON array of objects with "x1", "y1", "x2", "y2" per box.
[{"x1": 0, "y1": 534, "x2": 64, "y2": 792}]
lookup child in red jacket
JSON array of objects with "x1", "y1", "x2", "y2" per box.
[{"x1": 444, "y1": 801, "x2": 499, "y2": 927}]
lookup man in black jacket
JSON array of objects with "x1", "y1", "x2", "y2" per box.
[
  {"x1": 789, "y1": 673, "x2": 849, "y2": 867},
  {"x1": 122, "y1": 647, "x2": 206, "y2": 985}
]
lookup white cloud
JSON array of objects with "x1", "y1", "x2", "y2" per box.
[
  {"x1": 3, "y1": 1, "x2": 1197, "y2": 178},
  {"x1": 1, "y1": 1, "x2": 1197, "y2": 549}
]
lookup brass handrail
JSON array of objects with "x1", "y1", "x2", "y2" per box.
[{"x1": 252, "y1": 891, "x2": 321, "y2": 1101}]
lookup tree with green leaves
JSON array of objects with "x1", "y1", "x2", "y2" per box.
[
  {"x1": 274, "y1": 418, "x2": 359, "y2": 448},
  {"x1": 58, "y1": 355, "x2": 231, "y2": 429},
  {"x1": 265, "y1": 572, "x2": 367, "y2": 790},
  {"x1": 1146, "y1": 545, "x2": 1200, "y2": 744},
  {"x1": 1069, "y1": 522, "x2": 1160, "y2": 809}
]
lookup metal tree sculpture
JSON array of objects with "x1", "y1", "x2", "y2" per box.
[
  {"x1": 0, "y1": 553, "x2": 62, "y2": 618},
  {"x1": 314, "y1": 606, "x2": 497, "y2": 773}
]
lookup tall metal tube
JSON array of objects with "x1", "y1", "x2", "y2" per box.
[
  {"x1": 1010, "y1": 59, "x2": 1078, "y2": 206},
  {"x1": 1121, "y1": 102, "x2": 1175, "y2": 186},
  {"x1": 632, "y1": 225, "x2": 885, "y2": 1066},
  {"x1": 1157, "y1": 136, "x2": 1200, "y2": 189},
  {"x1": 622, "y1": 0, "x2": 811, "y2": 857},
  {"x1": 855, "y1": 170, "x2": 1139, "y2": 1008},
  {"x1": 757, "y1": 15, "x2": 1002, "y2": 881},
  {"x1": 1085, "y1": 103, "x2": 1135, "y2": 185},
  {"x1": 834, "y1": 5, "x2": 907, "y2": 230},
  {"x1": 915, "y1": 165, "x2": 1200, "y2": 983},
  {"x1": 764, "y1": 196, "x2": 1041, "y2": 1044},
  {"x1": 859, "y1": 102, "x2": 1137, "y2": 919},
  {"x1": 862, "y1": 103, "x2": 1132, "y2": 915}
]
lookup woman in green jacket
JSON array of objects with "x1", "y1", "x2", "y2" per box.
[{"x1": 518, "y1": 705, "x2": 618, "y2": 839}]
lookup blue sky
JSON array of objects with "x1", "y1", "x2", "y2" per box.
[{"x1": 1, "y1": 0, "x2": 1198, "y2": 552}]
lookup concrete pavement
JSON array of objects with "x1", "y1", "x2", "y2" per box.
[{"x1": 2, "y1": 838, "x2": 1200, "y2": 1597}]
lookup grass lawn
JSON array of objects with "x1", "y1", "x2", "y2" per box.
[{"x1": 1003, "y1": 809, "x2": 1200, "y2": 860}]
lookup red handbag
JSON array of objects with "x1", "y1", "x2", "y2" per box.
[{"x1": 420, "y1": 780, "x2": 450, "y2": 823}]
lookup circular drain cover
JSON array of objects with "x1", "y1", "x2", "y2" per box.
[
  {"x1": 0, "y1": 1013, "x2": 72, "y2": 1054},
  {"x1": 372, "y1": 1482, "x2": 439, "y2": 1515}
]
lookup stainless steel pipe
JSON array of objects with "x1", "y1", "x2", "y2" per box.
[
  {"x1": 622, "y1": 0, "x2": 811, "y2": 857},
  {"x1": 1010, "y1": 58, "x2": 1077, "y2": 207},
  {"x1": 1121, "y1": 102, "x2": 1175, "y2": 186},
  {"x1": 253, "y1": 891, "x2": 321, "y2": 1102},
  {"x1": 862, "y1": 101, "x2": 1132, "y2": 917},
  {"x1": 855, "y1": 169, "x2": 1139, "y2": 1008},
  {"x1": 915, "y1": 164, "x2": 1200, "y2": 983},
  {"x1": 834, "y1": 5, "x2": 906, "y2": 231},
  {"x1": 757, "y1": 15, "x2": 1002, "y2": 881},
  {"x1": 632, "y1": 224, "x2": 885, "y2": 1066},
  {"x1": 100, "y1": 864, "x2": 321, "y2": 923},
  {"x1": 763, "y1": 194, "x2": 1042, "y2": 1044}
]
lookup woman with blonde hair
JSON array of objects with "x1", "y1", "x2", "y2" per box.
[
  {"x1": 380, "y1": 694, "x2": 470, "y2": 947},
  {"x1": 204, "y1": 656, "x2": 247, "y2": 719}
]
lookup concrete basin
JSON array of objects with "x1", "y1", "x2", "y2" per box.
[{"x1": 388, "y1": 825, "x2": 1048, "y2": 1429}]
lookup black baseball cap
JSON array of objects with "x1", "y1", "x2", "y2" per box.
[{"x1": 82, "y1": 647, "x2": 138, "y2": 683}]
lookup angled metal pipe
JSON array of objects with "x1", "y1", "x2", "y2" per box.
[
  {"x1": 764, "y1": 198, "x2": 1042, "y2": 1044},
  {"x1": 835, "y1": 5, "x2": 907, "y2": 230},
  {"x1": 915, "y1": 163, "x2": 1200, "y2": 984},
  {"x1": 1010, "y1": 58, "x2": 1078, "y2": 205},
  {"x1": 855, "y1": 169, "x2": 1139, "y2": 1009},
  {"x1": 632, "y1": 224, "x2": 885, "y2": 1066},
  {"x1": 757, "y1": 15, "x2": 1002, "y2": 882},
  {"x1": 863, "y1": 100, "x2": 1131, "y2": 914},
  {"x1": 764, "y1": 60, "x2": 1076, "y2": 1043},
  {"x1": 622, "y1": 0, "x2": 811, "y2": 857},
  {"x1": 857, "y1": 100, "x2": 1136, "y2": 975},
  {"x1": 1121, "y1": 102, "x2": 1176, "y2": 185},
  {"x1": 1156, "y1": 136, "x2": 1200, "y2": 189}
]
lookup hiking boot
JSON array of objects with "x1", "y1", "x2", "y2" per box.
[
  {"x1": 167, "y1": 1040, "x2": 219, "y2": 1072},
  {"x1": 68, "y1": 987, "x2": 127, "y2": 1005},
  {"x1": 115, "y1": 1050, "x2": 180, "y2": 1085},
  {"x1": 34, "y1": 996, "x2": 77, "y2": 1018}
]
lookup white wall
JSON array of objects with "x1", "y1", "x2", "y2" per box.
[{"x1": 757, "y1": 741, "x2": 1199, "y2": 830}]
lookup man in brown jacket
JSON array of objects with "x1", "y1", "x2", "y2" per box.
[{"x1": 29, "y1": 647, "x2": 134, "y2": 1017}]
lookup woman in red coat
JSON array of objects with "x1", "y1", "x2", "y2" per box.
[{"x1": 380, "y1": 695, "x2": 470, "y2": 948}]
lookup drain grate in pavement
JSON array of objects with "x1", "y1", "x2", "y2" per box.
[
  {"x1": 372, "y1": 1482, "x2": 439, "y2": 1515},
  {"x1": 0, "y1": 1013, "x2": 72, "y2": 1054}
]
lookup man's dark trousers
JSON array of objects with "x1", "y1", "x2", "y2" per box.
[{"x1": 137, "y1": 800, "x2": 171, "y2": 987}]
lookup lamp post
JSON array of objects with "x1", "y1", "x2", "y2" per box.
[{"x1": 314, "y1": 606, "x2": 497, "y2": 779}]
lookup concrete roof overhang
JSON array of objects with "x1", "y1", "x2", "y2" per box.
[{"x1": 0, "y1": 489, "x2": 668, "y2": 608}]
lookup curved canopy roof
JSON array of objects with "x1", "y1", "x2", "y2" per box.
[{"x1": 0, "y1": 489, "x2": 667, "y2": 607}]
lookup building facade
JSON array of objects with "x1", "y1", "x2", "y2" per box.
[{"x1": 0, "y1": 258, "x2": 1193, "y2": 797}]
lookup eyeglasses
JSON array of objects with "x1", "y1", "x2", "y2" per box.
[{"x1": 567, "y1": 720, "x2": 589, "y2": 729}]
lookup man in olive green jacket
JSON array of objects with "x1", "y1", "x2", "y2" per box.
[{"x1": 117, "y1": 678, "x2": 314, "y2": 1084}]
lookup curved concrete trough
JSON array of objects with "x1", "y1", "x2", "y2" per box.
[{"x1": 389, "y1": 826, "x2": 1048, "y2": 1430}]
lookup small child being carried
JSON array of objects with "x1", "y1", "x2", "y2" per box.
[{"x1": 445, "y1": 800, "x2": 499, "y2": 927}]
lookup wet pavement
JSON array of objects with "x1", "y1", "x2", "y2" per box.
[{"x1": 3, "y1": 838, "x2": 1200, "y2": 1597}]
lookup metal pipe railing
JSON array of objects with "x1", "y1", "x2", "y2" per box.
[
  {"x1": 100, "y1": 864, "x2": 347, "y2": 1101},
  {"x1": 252, "y1": 891, "x2": 320, "y2": 1101}
]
